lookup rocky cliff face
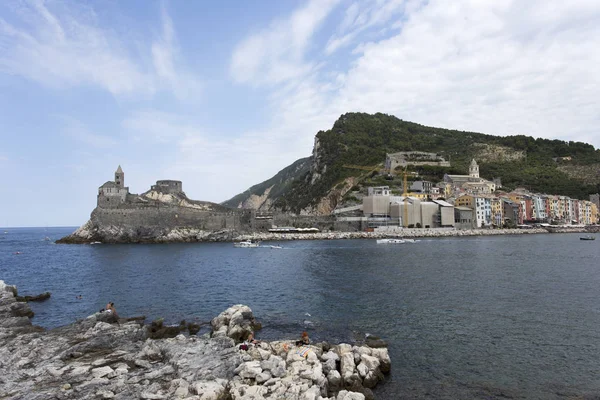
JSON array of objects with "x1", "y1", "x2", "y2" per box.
[
  {"x1": 0, "y1": 280, "x2": 391, "y2": 400},
  {"x1": 222, "y1": 157, "x2": 311, "y2": 211}
]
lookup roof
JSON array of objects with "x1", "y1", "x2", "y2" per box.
[
  {"x1": 455, "y1": 206, "x2": 474, "y2": 211},
  {"x1": 99, "y1": 181, "x2": 118, "y2": 188},
  {"x1": 116, "y1": 165, "x2": 123, "y2": 173},
  {"x1": 432, "y1": 200, "x2": 454, "y2": 207}
]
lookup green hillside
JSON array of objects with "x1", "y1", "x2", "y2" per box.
[{"x1": 228, "y1": 113, "x2": 600, "y2": 213}]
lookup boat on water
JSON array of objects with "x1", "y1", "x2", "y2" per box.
[
  {"x1": 269, "y1": 245, "x2": 283, "y2": 249},
  {"x1": 234, "y1": 240, "x2": 260, "y2": 248},
  {"x1": 580, "y1": 236, "x2": 596, "y2": 241},
  {"x1": 376, "y1": 238, "x2": 420, "y2": 244},
  {"x1": 90, "y1": 241, "x2": 102, "y2": 245},
  {"x1": 376, "y1": 238, "x2": 406, "y2": 244}
]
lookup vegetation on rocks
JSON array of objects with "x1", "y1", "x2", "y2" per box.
[{"x1": 227, "y1": 113, "x2": 600, "y2": 214}]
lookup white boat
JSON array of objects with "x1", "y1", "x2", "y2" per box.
[
  {"x1": 376, "y1": 238, "x2": 405, "y2": 244},
  {"x1": 403, "y1": 238, "x2": 420, "y2": 243},
  {"x1": 234, "y1": 240, "x2": 260, "y2": 248},
  {"x1": 269, "y1": 245, "x2": 283, "y2": 249}
]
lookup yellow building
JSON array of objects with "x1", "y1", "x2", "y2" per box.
[
  {"x1": 490, "y1": 197, "x2": 503, "y2": 226},
  {"x1": 455, "y1": 194, "x2": 474, "y2": 208}
]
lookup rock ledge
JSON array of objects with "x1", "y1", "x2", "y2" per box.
[{"x1": 0, "y1": 281, "x2": 390, "y2": 400}]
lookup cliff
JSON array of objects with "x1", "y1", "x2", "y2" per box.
[{"x1": 225, "y1": 112, "x2": 600, "y2": 215}]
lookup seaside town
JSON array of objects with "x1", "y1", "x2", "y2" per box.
[{"x1": 333, "y1": 152, "x2": 599, "y2": 232}]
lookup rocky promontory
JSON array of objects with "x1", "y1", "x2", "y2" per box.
[
  {"x1": 57, "y1": 223, "x2": 592, "y2": 244},
  {"x1": 0, "y1": 281, "x2": 391, "y2": 399}
]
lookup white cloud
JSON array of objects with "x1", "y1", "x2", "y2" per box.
[
  {"x1": 58, "y1": 116, "x2": 117, "y2": 148},
  {"x1": 0, "y1": 1, "x2": 148, "y2": 95},
  {"x1": 151, "y1": 5, "x2": 202, "y2": 100},
  {"x1": 325, "y1": 0, "x2": 418, "y2": 55},
  {"x1": 330, "y1": 0, "x2": 600, "y2": 147},
  {"x1": 231, "y1": 0, "x2": 600, "y2": 178},
  {"x1": 0, "y1": 1, "x2": 199, "y2": 98},
  {"x1": 230, "y1": 0, "x2": 341, "y2": 85}
]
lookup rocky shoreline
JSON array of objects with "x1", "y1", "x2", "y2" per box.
[
  {"x1": 56, "y1": 220, "x2": 599, "y2": 244},
  {"x1": 0, "y1": 280, "x2": 390, "y2": 400}
]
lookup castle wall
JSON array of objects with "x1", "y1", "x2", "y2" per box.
[
  {"x1": 97, "y1": 193, "x2": 127, "y2": 208},
  {"x1": 91, "y1": 205, "x2": 254, "y2": 232},
  {"x1": 152, "y1": 180, "x2": 183, "y2": 194}
]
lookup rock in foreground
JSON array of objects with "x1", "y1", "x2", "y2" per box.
[{"x1": 0, "y1": 281, "x2": 390, "y2": 399}]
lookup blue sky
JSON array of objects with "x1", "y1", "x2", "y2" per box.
[{"x1": 1, "y1": 0, "x2": 599, "y2": 227}]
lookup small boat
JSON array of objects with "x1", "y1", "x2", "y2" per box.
[
  {"x1": 377, "y1": 238, "x2": 405, "y2": 244},
  {"x1": 234, "y1": 240, "x2": 260, "y2": 248},
  {"x1": 90, "y1": 241, "x2": 102, "y2": 245},
  {"x1": 580, "y1": 236, "x2": 596, "y2": 241},
  {"x1": 269, "y1": 245, "x2": 283, "y2": 249},
  {"x1": 403, "y1": 238, "x2": 420, "y2": 243},
  {"x1": 44, "y1": 237, "x2": 50, "y2": 241}
]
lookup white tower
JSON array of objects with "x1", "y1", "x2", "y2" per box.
[{"x1": 469, "y1": 159, "x2": 479, "y2": 178}]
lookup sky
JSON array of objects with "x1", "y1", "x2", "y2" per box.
[{"x1": 1, "y1": 0, "x2": 599, "y2": 227}]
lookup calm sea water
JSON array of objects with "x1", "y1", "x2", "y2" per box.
[{"x1": 1, "y1": 227, "x2": 599, "y2": 399}]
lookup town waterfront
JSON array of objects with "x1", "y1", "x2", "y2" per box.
[{"x1": 1, "y1": 227, "x2": 600, "y2": 399}]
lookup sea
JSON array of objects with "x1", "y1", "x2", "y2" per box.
[{"x1": 1, "y1": 227, "x2": 599, "y2": 399}]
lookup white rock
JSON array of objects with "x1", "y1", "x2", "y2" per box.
[
  {"x1": 340, "y1": 353, "x2": 356, "y2": 381},
  {"x1": 302, "y1": 385, "x2": 321, "y2": 400},
  {"x1": 359, "y1": 354, "x2": 380, "y2": 371},
  {"x1": 96, "y1": 390, "x2": 115, "y2": 399},
  {"x1": 356, "y1": 362, "x2": 368, "y2": 378},
  {"x1": 69, "y1": 366, "x2": 90, "y2": 377},
  {"x1": 255, "y1": 371, "x2": 272, "y2": 384},
  {"x1": 193, "y1": 380, "x2": 226, "y2": 400},
  {"x1": 91, "y1": 366, "x2": 114, "y2": 378},
  {"x1": 336, "y1": 390, "x2": 365, "y2": 400},
  {"x1": 140, "y1": 391, "x2": 166, "y2": 400}
]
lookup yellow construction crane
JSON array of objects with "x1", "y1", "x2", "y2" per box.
[{"x1": 403, "y1": 166, "x2": 409, "y2": 227}]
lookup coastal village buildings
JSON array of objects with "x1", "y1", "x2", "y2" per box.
[
  {"x1": 443, "y1": 159, "x2": 497, "y2": 195},
  {"x1": 355, "y1": 158, "x2": 599, "y2": 230}
]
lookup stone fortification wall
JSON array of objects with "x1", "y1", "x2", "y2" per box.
[
  {"x1": 92, "y1": 205, "x2": 254, "y2": 232},
  {"x1": 97, "y1": 193, "x2": 127, "y2": 208},
  {"x1": 151, "y1": 180, "x2": 183, "y2": 194}
]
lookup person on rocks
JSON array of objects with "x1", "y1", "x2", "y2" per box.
[
  {"x1": 296, "y1": 331, "x2": 310, "y2": 346},
  {"x1": 239, "y1": 333, "x2": 259, "y2": 351},
  {"x1": 247, "y1": 333, "x2": 260, "y2": 345},
  {"x1": 105, "y1": 302, "x2": 118, "y2": 317}
]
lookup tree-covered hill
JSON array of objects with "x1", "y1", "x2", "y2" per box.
[{"x1": 225, "y1": 113, "x2": 600, "y2": 214}]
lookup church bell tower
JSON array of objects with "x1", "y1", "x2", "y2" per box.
[
  {"x1": 115, "y1": 165, "x2": 124, "y2": 188},
  {"x1": 469, "y1": 159, "x2": 479, "y2": 178}
]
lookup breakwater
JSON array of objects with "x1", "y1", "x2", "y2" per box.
[{"x1": 234, "y1": 227, "x2": 552, "y2": 242}]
